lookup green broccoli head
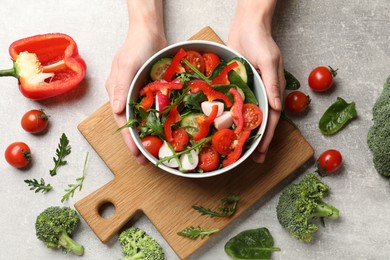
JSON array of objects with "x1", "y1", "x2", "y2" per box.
[
  {"x1": 35, "y1": 206, "x2": 84, "y2": 256},
  {"x1": 372, "y1": 76, "x2": 390, "y2": 117},
  {"x1": 368, "y1": 105, "x2": 390, "y2": 177},
  {"x1": 276, "y1": 173, "x2": 339, "y2": 242},
  {"x1": 119, "y1": 227, "x2": 164, "y2": 260}
]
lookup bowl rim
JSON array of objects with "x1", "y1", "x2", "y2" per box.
[{"x1": 126, "y1": 40, "x2": 268, "y2": 178}]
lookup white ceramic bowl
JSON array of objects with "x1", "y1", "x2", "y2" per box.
[{"x1": 126, "y1": 40, "x2": 268, "y2": 178}]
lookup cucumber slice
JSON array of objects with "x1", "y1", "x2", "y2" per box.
[
  {"x1": 149, "y1": 57, "x2": 172, "y2": 81},
  {"x1": 228, "y1": 57, "x2": 254, "y2": 86},
  {"x1": 180, "y1": 113, "x2": 202, "y2": 135}
]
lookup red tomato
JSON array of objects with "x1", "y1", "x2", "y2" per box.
[
  {"x1": 170, "y1": 128, "x2": 189, "y2": 152},
  {"x1": 183, "y1": 50, "x2": 205, "y2": 74},
  {"x1": 308, "y1": 66, "x2": 338, "y2": 92},
  {"x1": 284, "y1": 91, "x2": 311, "y2": 113},
  {"x1": 5, "y1": 142, "x2": 31, "y2": 168},
  {"x1": 317, "y1": 149, "x2": 343, "y2": 176},
  {"x1": 212, "y1": 129, "x2": 236, "y2": 155},
  {"x1": 243, "y1": 104, "x2": 263, "y2": 130},
  {"x1": 203, "y1": 53, "x2": 220, "y2": 77},
  {"x1": 21, "y1": 109, "x2": 49, "y2": 134},
  {"x1": 141, "y1": 136, "x2": 163, "y2": 158},
  {"x1": 198, "y1": 146, "x2": 220, "y2": 172}
]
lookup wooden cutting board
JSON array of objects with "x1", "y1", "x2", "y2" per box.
[{"x1": 75, "y1": 27, "x2": 314, "y2": 260}]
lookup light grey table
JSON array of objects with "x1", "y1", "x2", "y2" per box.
[{"x1": 0, "y1": 1, "x2": 389, "y2": 259}]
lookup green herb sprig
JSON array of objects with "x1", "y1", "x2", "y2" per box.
[
  {"x1": 61, "y1": 153, "x2": 88, "y2": 203},
  {"x1": 177, "y1": 226, "x2": 219, "y2": 239},
  {"x1": 192, "y1": 195, "x2": 240, "y2": 218},
  {"x1": 50, "y1": 133, "x2": 71, "y2": 176},
  {"x1": 24, "y1": 178, "x2": 52, "y2": 193}
]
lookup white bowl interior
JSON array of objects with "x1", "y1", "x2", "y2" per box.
[{"x1": 126, "y1": 40, "x2": 268, "y2": 178}]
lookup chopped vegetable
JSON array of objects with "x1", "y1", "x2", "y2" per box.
[
  {"x1": 229, "y1": 88, "x2": 244, "y2": 134},
  {"x1": 164, "y1": 48, "x2": 186, "y2": 81},
  {"x1": 224, "y1": 227, "x2": 280, "y2": 260},
  {"x1": 177, "y1": 226, "x2": 219, "y2": 239},
  {"x1": 276, "y1": 173, "x2": 339, "y2": 242},
  {"x1": 319, "y1": 97, "x2": 357, "y2": 135},
  {"x1": 35, "y1": 206, "x2": 84, "y2": 255},
  {"x1": 50, "y1": 133, "x2": 71, "y2": 176},
  {"x1": 222, "y1": 130, "x2": 251, "y2": 167},
  {"x1": 119, "y1": 227, "x2": 164, "y2": 260}
]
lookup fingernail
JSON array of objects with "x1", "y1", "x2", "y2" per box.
[
  {"x1": 274, "y1": 97, "x2": 282, "y2": 110},
  {"x1": 113, "y1": 100, "x2": 122, "y2": 114}
]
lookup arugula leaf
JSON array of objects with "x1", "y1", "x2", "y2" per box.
[
  {"x1": 183, "y1": 91, "x2": 207, "y2": 111},
  {"x1": 139, "y1": 112, "x2": 164, "y2": 139},
  {"x1": 50, "y1": 133, "x2": 71, "y2": 176},
  {"x1": 177, "y1": 226, "x2": 219, "y2": 239},
  {"x1": 61, "y1": 152, "x2": 88, "y2": 203},
  {"x1": 192, "y1": 195, "x2": 240, "y2": 218},
  {"x1": 24, "y1": 178, "x2": 52, "y2": 193}
]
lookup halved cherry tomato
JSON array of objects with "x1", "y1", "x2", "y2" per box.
[
  {"x1": 198, "y1": 146, "x2": 220, "y2": 172},
  {"x1": 203, "y1": 53, "x2": 220, "y2": 77},
  {"x1": 141, "y1": 136, "x2": 163, "y2": 158},
  {"x1": 316, "y1": 149, "x2": 343, "y2": 176},
  {"x1": 284, "y1": 91, "x2": 310, "y2": 113},
  {"x1": 243, "y1": 104, "x2": 263, "y2": 130},
  {"x1": 21, "y1": 109, "x2": 49, "y2": 134},
  {"x1": 170, "y1": 128, "x2": 189, "y2": 152},
  {"x1": 164, "y1": 48, "x2": 187, "y2": 81},
  {"x1": 5, "y1": 142, "x2": 31, "y2": 168},
  {"x1": 308, "y1": 66, "x2": 338, "y2": 92},
  {"x1": 183, "y1": 50, "x2": 205, "y2": 74},
  {"x1": 212, "y1": 129, "x2": 236, "y2": 155},
  {"x1": 222, "y1": 130, "x2": 251, "y2": 167}
]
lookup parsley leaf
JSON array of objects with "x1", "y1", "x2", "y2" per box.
[
  {"x1": 24, "y1": 178, "x2": 52, "y2": 193},
  {"x1": 177, "y1": 226, "x2": 219, "y2": 239},
  {"x1": 61, "y1": 152, "x2": 88, "y2": 203},
  {"x1": 50, "y1": 133, "x2": 71, "y2": 176}
]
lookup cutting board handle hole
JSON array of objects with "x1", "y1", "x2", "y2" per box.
[{"x1": 98, "y1": 201, "x2": 116, "y2": 219}]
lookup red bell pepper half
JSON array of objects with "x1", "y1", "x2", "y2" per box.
[
  {"x1": 229, "y1": 87, "x2": 244, "y2": 134},
  {"x1": 193, "y1": 105, "x2": 218, "y2": 142},
  {"x1": 222, "y1": 129, "x2": 251, "y2": 167},
  {"x1": 211, "y1": 61, "x2": 238, "y2": 85},
  {"x1": 189, "y1": 79, "x2": 232, "y2": 108},
  {"x1": 0, "y1": 33, "x2": 86, "y2": 100},
  {"x1": 164, "y1": 48, "x2": 187, "y2": 81},
  {"x1": 164, "y1": 105, "x2": 181, "y2": 142}
]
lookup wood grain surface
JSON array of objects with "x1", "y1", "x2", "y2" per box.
[{"x1": 75, "y1": 26, "x2": 314, "y2": 260}]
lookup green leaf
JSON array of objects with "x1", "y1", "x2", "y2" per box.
[
  {"x1": 224, "y1": 228, "x2": 281, "y2": 260},
  {"x1": 319, "y1": 97, "x2": 358, "y2": 135},
  {"x1": 192, "y1": 195, "x2": 240, "y2": 218},
  {"x1": 61, "y1": 152, "x2": 88, "y2": 203},
  {"x1": 177, "y1": 226, "x2": 219, "y2": 239},
  {"x1": 49, "y1": 133, "x2": 71, "y2": 176},
  {"x1": 183, "y1": 91, "x2": 207, "y2": 111},
  {"x1": 284, "y1": 69, "x2": 301, "y2": 90},
  {"x1": 228, "y1": 70, "x2": 258, "y2": 105},
  {"x1": 24, "y1": 178, "x2": 52, "y2": 193}
]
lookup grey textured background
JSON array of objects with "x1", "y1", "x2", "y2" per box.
[{"x1": 0, "y1": 0, "x2": 389, "y2": 259}]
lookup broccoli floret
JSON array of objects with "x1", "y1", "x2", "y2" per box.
[
  {"x1": 372, "y1": 76, "x2": 390, "y2": 118},
  {"x1": 119, "y1": 227, "x2": 164, "y2": 260},
  {"x1": 276, "y1": 173, "x2": 339, "y2": 242},
  {"x1": 368, "y1": 105, "x2": 390, "y2": 176},
  {"x1": 35, "y1": 206, "x2": 84, "y2": 256}
]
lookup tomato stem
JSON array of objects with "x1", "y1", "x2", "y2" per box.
[{"x1": 328, "y1": 66, "x2": 338, "y2": 78}]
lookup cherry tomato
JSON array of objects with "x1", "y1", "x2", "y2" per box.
[
  {"x1": 170, "y1": 128, "x2": 189, "y2": 152},
  {"x1": 198, "y1": 146, "x2": 220, "y2": 172},
  {"x1": 316, "y1": 149, "x2": 343, "y2": 176},
  {"x1": 308, "y1": 66, "x2": 338, "y2": 92},
  {"x1": 203, "y1": 53, "x2": 220, "y2": 77},
  {"x1": 212, "y1": 129, "x2": 236, "y2": 155},
  {"x1": 141, "y1": 136, "x2": 163, "y2": 158},
  {"x1": 284, "y1": 91, "x2": 311, "y2": 113},
  {"x1": 183, "y1": 50, "x2": 205, "y2": 74},
  {"x1": 21, "y1": 109, "x2": 49, "y2": 134},
  {"x1": 243, "y1": 104, "x2": 263, "y2": 130},
  {"x1": 5, "y1": 142, "x2": 31, "y2": 168}
]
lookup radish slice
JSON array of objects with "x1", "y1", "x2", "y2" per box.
[
  {"x1": 158, "y1": 142, "x2": 179, "y2": 168},
  {"x1": 155, "y1": 92, "x2": 170, "y2": 115},
  {"x1": 180, "y1": 149, "x2": 199, "y2": 171},
  {"x1": 201, "y1": 101, "x2": 224, "y2": 117},
  {"x1": 214, "y1": 111, "x2": 234, "y2": 130}
]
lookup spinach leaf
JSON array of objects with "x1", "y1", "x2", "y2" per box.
[
  {"x1": 183, "y1": 91, "x2": 207, "y2": 111},
  {"x1": 319, "y1": 97, "x2": 358, "y2": 135},
  {"x1": 228, "y1": 70, "x2": 258, "y2": 105},
  {"x1": 224, "y1": 228, "x2": 280, "y2": 260},
  {"x1": 284, "y1": 69, "x2": 301, "y2": 90}
]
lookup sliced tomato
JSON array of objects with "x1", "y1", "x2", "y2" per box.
[
  {"x1": 183, "y1": 50, "x2": 205, "y2": 74},
  {"x1": 198, "y1": 146, "x2": 220, "y2": 172},
  {"x1": 212, "y1": 129, "x2": 236, "y2": 156},
  {"x1": 141, "y1": 136, "x2": 163, "y2": 158},
  {"x1": 170, "y1": 128, "x2": 189, "y2": 152},
  {"x1": 203, "y1": 53, "x2": 220, "y2": 77},
  {"x1": 243, "y1": 104, "x2": 263, "y2": 130}
]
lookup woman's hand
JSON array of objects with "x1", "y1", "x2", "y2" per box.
[
  {"x1": 228, "y1": 0, "x2": 285, "y2": 163},
  {"x1": 105, "y1": 1, "x2": 166, "y2": 164}
]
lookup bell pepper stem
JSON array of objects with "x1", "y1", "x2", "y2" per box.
[{"x1": 0, "y1": 67, "x2": 17, "y2": 78}]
